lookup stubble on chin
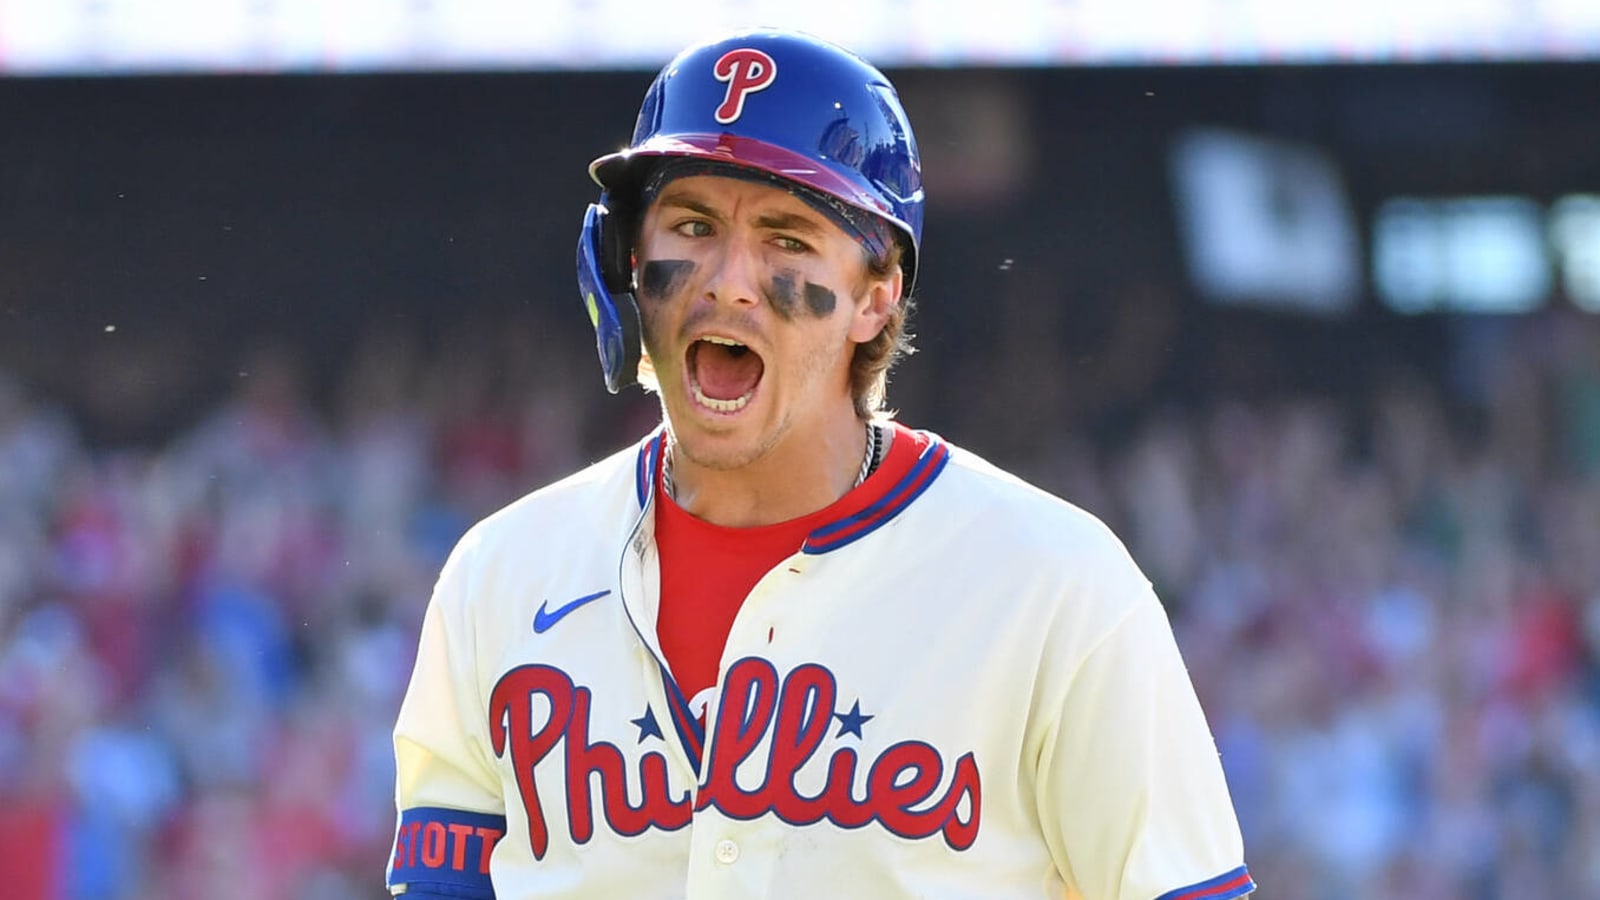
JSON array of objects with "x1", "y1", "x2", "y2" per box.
[{"x1": 666, "y1": 412, "x2": 786, "y2": 474}]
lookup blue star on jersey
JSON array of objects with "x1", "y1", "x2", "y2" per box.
[
  {"x1": 631, "y1": 707, "x2": 663, "y2": 743},
  {"x1": 834, "y1": 700, "x2": 873, "y2": 739}
]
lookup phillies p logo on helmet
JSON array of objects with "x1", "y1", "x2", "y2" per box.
[{"x1": 712, "y1": 48, "x2": 778, "y2": 124}]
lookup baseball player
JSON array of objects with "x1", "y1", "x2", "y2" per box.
[{"x1": 388, "y1": 28, "x2": 1253, "y2": 900}]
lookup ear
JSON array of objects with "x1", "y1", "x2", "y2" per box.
[{"x1": 847, "y1": 268, "x2": 903, "y2": 343}]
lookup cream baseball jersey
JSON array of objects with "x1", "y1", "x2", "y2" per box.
[{"x1": 388, "y1": 429, "x2": 1254, "y2": 900}]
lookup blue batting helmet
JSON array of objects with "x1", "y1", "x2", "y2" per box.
[{"x1": 575, "y1": 28, "x2": 925, "y2": 392}]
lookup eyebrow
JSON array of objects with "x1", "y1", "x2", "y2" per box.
[
  {"x1": 657, "y1": 194, "x2": 724, "y2": 222},
  {"x1": 753, "y1": 211, "x2": 826, "y2": 236}
]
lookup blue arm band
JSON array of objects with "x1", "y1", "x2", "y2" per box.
[{"x1": 386, "y1": 807, "x2": 507, "y2": 900}]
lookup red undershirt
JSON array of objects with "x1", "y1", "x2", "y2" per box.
[{"x1": 654, "y1": 423, "x2": 928, "y2": 711}]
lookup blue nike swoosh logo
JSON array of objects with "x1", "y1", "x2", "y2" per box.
[{"x1": 533, "y1": 589, "x2": 611, "y2": 634}]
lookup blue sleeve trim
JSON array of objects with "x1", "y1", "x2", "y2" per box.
[
  {"x1": 387, "y1": 806, "x2": 507, "y2": 900},
  {"x1": 1154, "y1": 864, "x2": 1255, "y2": 900}
]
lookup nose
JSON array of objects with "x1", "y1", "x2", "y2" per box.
[{"x1": 702, "y1": 235, "x2": 762, "y2": 310}]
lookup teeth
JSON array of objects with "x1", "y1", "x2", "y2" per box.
[
  {"x1": 702, "y1": 335, "x2": 746, "y2": 348},
  {"x1": 690, "y1": 377, "x2": 754, "y2": 412}
]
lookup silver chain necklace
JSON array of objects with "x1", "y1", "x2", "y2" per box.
[{"x1": 662, "y1": 421, "x2": 881, "y2": 501}]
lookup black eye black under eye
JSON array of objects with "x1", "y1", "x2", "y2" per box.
[{"x1": 639, "y1": 260, "x2": 696, "y2": 302}]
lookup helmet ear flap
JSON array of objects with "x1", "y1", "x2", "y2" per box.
[
  {"x1": 577, "y1": 199, "x2": 643, "y2": 393},
  {"x1": 597, "y1": 194, "x2": 636, "y2": 294}
]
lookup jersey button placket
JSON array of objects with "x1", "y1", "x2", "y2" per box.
[{"x1": 713, "y1": 838, "x2": 740, "y2": 865}]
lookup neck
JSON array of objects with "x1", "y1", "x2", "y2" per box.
[{"x1": 664, "y1": 415, "x2": 875, "y2": 528}]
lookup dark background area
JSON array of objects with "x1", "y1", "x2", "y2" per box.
[{"x1": 3, "y1": 62, "x2": 1594, "y2": 448}]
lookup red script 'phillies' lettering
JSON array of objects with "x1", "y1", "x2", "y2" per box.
[
  {"x1": 698, "y1": 658, "x2": 982, "y2": 850},
  {"x1": 489, "y1": 659, "x2": 982, "y2": 857},
  {"x1": 713, "y1": 48, "x2": 777, "y2": 124},
  {"x1": 490, "y1": 665, "x2": 692, "y2": 860}
]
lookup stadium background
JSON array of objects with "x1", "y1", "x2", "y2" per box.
[{"x1": 1, "y1": 9, "x2": 1599, "y2": 898}]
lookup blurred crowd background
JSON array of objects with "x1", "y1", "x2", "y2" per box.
[{"x1": 2, "y1": 57, "x2": 1600, "y2": 900}]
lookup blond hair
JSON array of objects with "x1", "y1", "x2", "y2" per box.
[{"x1": 851, "y1": 242, "x2": 914, "y2": 419}]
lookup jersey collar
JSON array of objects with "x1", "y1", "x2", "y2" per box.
[{"x1": 632, "y1": 428, "x2": 950, "y2": 554}]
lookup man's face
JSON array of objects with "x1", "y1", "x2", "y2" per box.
[{"x1": 634, "y1": 173, "x2": 899, "y2": 473}]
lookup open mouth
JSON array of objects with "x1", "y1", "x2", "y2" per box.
[{"x1": 687, "y1": 336, "x2": 765, "y2": 413}]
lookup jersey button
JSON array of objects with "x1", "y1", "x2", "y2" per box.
[{"x1": 714, "y1": 839, "x2": 740, "y2": 865}]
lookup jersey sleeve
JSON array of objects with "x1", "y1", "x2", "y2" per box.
[
  {"x1": 387, "y1": 542, "x2": 508, "y2": 900},
  {"x1": 1037, "y1": 588, "x2": 1254, "y2": 900}
]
